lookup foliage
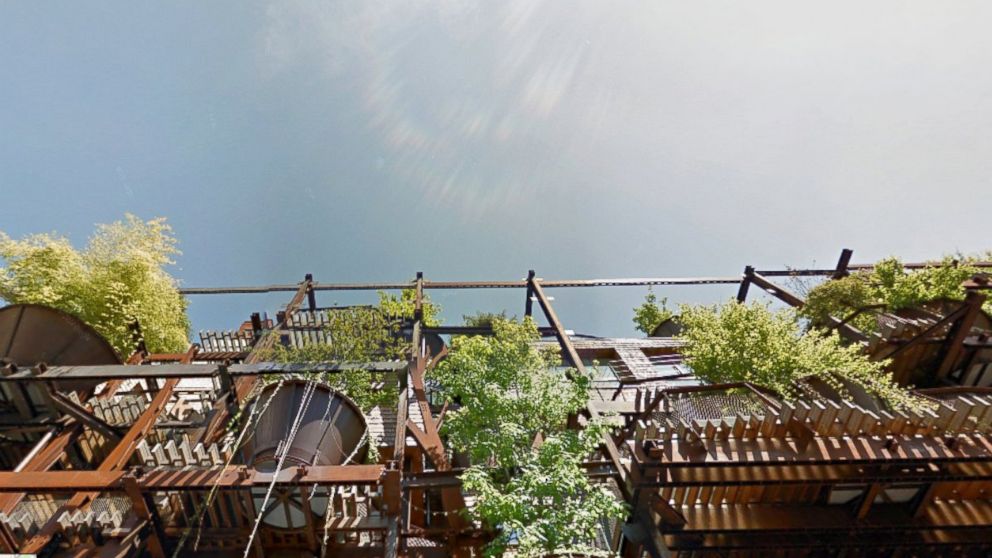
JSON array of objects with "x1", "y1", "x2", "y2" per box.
[
  {"x1": 461, "y1": 424, "x2": 626, "y2": 558},
  {"x1": 462, "y1": 310, "x2": 515, "y2": 328},
  {"x1": 677, "y1": 300, "x2": 924, "y2": 411},
  {"x1": 433, "y1": 318, "x2": 626, "y2": 557},
  {"x1": 377, "y1": 289, "x2": 441, "y2": 326},
  {"x1": 632, "y1": 290, "x2": 673, "y2": 335},
  {"x1": 259, "y1": 288, "x2": 437, "y2": 413},
  {"x1": 0, "y1": 214, "x2": 189, "y2": 356},
  {"x1": 261, "y1": 310, "x2": 399, "y2": 413},
  {"x1": 433, "y1": 318, "x2": 588, "y2": 465},
  {"x1": 801, "y1": 256, "x2": 992, "y2": 334}
]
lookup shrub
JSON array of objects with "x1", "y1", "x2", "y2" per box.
[
  {"x1": 433, "y1": 318, "x2": 626, "y2": 557},
  {"x1": 677, "y1": 300, "x2": 924, "y2": 411}
]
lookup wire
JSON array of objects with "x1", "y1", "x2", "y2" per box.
[
  {"x1": 171, "y1": 379, "x2": 287, "y2": 558},
  {"x1": 242, "y1": 380, "x2": 317, "y2": 558}
]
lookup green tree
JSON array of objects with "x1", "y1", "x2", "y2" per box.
[
  {"x1": 433, "y1": 318, "x2": 626, "y2": 557},
  {"x1": 801, "y1": 256, "x2": 992, "y2": 334},
  {"x1": 678, "y1": 300, "x2": 923, "y2": 411},
  {"x1": 462, "y1": 310, "x2": 514, "y2": 328},
  {"x1": 260, "y1": 288, "x2": 438, "y2": 413},
  {"x1": 377, "y1": 289, "x2": 441, "y2": 326},
  {"x1": 0, "y1": 215, "x2": 189, "y2": 355},
  {"x1": 632, "y1": 290, "x2": 673, "y2": 335}
]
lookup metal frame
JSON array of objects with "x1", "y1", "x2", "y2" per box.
[{"x1": 3, "y1": 251, "x2": 992, "y2": 558}]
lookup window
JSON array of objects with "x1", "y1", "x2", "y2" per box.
[
  {"x1": 828, "y1": 484, "x2": 867, "y2": 505},
  {"x1": 876, "y1": 484, "x2": 924, "y2": 504},
  {"x1": 583, "y1": 357, "x2": 619, "y2": 383}
]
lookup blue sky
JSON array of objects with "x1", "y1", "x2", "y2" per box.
[{"x1": 1, "y1": 1, "x2": 990, "y2": 338}]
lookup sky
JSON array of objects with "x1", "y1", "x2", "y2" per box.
[{"x1": 1, "y1": 1, "x2": 990, "y2": 339}]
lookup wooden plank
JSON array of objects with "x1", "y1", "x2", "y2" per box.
[
  {"x1": 0, "y1": 424, "x2": 81, "y2": 514},
  {"x1": 20, "y1": 352, "x2": 188, "y2": 554}
]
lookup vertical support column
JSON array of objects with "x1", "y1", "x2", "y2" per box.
[
  {"x1": 414, "y1": 272, "x2": 424, "y2": 324},
  {"x1": 250, "y1": 312, "x2": 263, "y2": 342},
  {"x1": 405, "y1": 272, "x2": 469, "y2": 554},
  {"x1": 525, "y1": 270, "x2": 536, "y2": 317},
  {"x1": 833, "y1": 248, "x2": 854, "y2": 279},
  {"x1": 305, "y1": 273, "x2": 317, "y2": 312},
  {"x1": 736, "y1": 266, "x2": 754, "y2": 302},
  {"x1": 936, "y1": 290, "x2": 988, "y2": 381},
  {"x1": 383, "y1": 464, "x2": 402, "y2": 558},
  {"x1": 122, "y1": 474, "x2": 167, "y2": 558}
]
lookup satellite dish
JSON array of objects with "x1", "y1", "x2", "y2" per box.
[
  {"x1": 0, "y1": 304, "x2": 122, "y2": 367},
  {"x1": 0, "y1": 304, "x2": 122, "y2": 398}
]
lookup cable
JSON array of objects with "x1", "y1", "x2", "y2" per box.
[
  {"x1": 242, "y1": 380, "x2": 317, "y2": 558},
  {"x1": 171, "y1": 379, "x2": 287, "y2": 557}
]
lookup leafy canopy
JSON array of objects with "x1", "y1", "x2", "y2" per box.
[
  {"x1": 433, "y1": 318, "x2": 626, "y2": 557},
  {"x1": 633, "y1": 290, "x2": 673, "y2": 335},
  {"x1": 677, "y1": 300, "x2": 922, "y2": 411},
  {"x1": 801, "y1": 256, "x2": 992, "y2": 334},
  {"x1": 461, "y1": 424, "x2": 626, "y2": 558},
  {"x1": 377, "y1": 288, "x2": 441, "y2": 327},
  {"x1": 0, "y1": 214, "x2": 189, "y2": 355},
  {"x1": 433, "y1": 318, "x2": 588, "y2": 465}
]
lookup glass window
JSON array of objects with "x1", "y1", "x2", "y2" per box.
[
  {"x1": 583, "y1": 357, "x2": 619, "y2": 383},
  {"x1": 877, "y1": 484, "x2": 924, "y2": 504},
  {"x1": 828, "y1": 484, "x2": 867, "y2": 505}
]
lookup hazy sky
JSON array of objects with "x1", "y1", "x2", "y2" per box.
[{"x1": 1, "y1": 2, "x2": 990, "y2": 337}]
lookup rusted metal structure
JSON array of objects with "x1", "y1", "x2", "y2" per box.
[{"x1": 0, "y1": 250, "x2": 991, "y2": 557}]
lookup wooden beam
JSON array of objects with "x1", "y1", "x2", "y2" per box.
[
  {"x1": 45, "y1": 389, "x2": 122, "y2": 443},
  {"x1": 856, "y1": 482, "x2": 883, "y2": 519},
  {"x1": 749, "y1": 271, "x2": 805, "y2": 308},
  {"x1": 21, "y1": 367, "x2": 181, "y2": 553},
  {"x1": 833, "y1": 248, "x2": 854, "y2": 279},
  {"x1": 122, "y1": 475, "x2": 166, "y2": 558},
  {"x1": 198, "y1": 278, "x2": 313, "y2": 444},
  {"x1": 736, "y1": 266, "x2": 754, "y2": 302},
  {"x1": 530, "y1": 276, "x2": 633, "y2": 503},
  {"x1": 0, "y1": 464, "x2": 386, "y2": 493},
  {"x1": 936, "y1": 291, "x2": 988, "y2": 381},
  {"x1": 0, "y1": 423, "x2": 81, "y2": 514}
]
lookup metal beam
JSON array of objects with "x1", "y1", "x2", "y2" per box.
[
  {"x1": 45, "y1": 389, "x2": 122, "y2": 443},
  {"x1": 736, "y1": 266, "x2": 754, "y2": 302},
  {"x1": 833, "y1": 248, "x2": 854, "y2": 279},
  {"x1": 936, "y1": 291, "x2": 988, "y2": 380},
  {"x1": 749, "y1": 271, "x2": 805, "y2": 308},
  {"x1": 0, "y1": 360, "x2": 407, "y2": 383},
  {"x1": 122, "y1": 475, "x2": 166, "y2": 558},
  {"x1": 176, "y1": 261, "x2": 992, "y2": 295},
  {"x1": 529, "y1": 275, "x2": 634, "y2": 503},
  {"x1": 21, "y1": 359, "x2": 182, "y2": 553},
  {"x1": 0, "y1": 424, "x2": 80, "y2": 514},
  {"x1": 0, "y1": 465, "x2": 386, "y2": 492}
]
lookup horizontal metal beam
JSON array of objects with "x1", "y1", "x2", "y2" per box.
[
  {"x1": 0, "y1": 464, "x2": 385, "y2": 493},
  {"x1": 176, "y1": 262, "x2": 992, "y2": 295},
  {"x1": 0, "y1": 361, "x2": 407, "y2": 382},
  {"x1": 424, "y1": 325, "x2": 561, "y2": 336}
]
